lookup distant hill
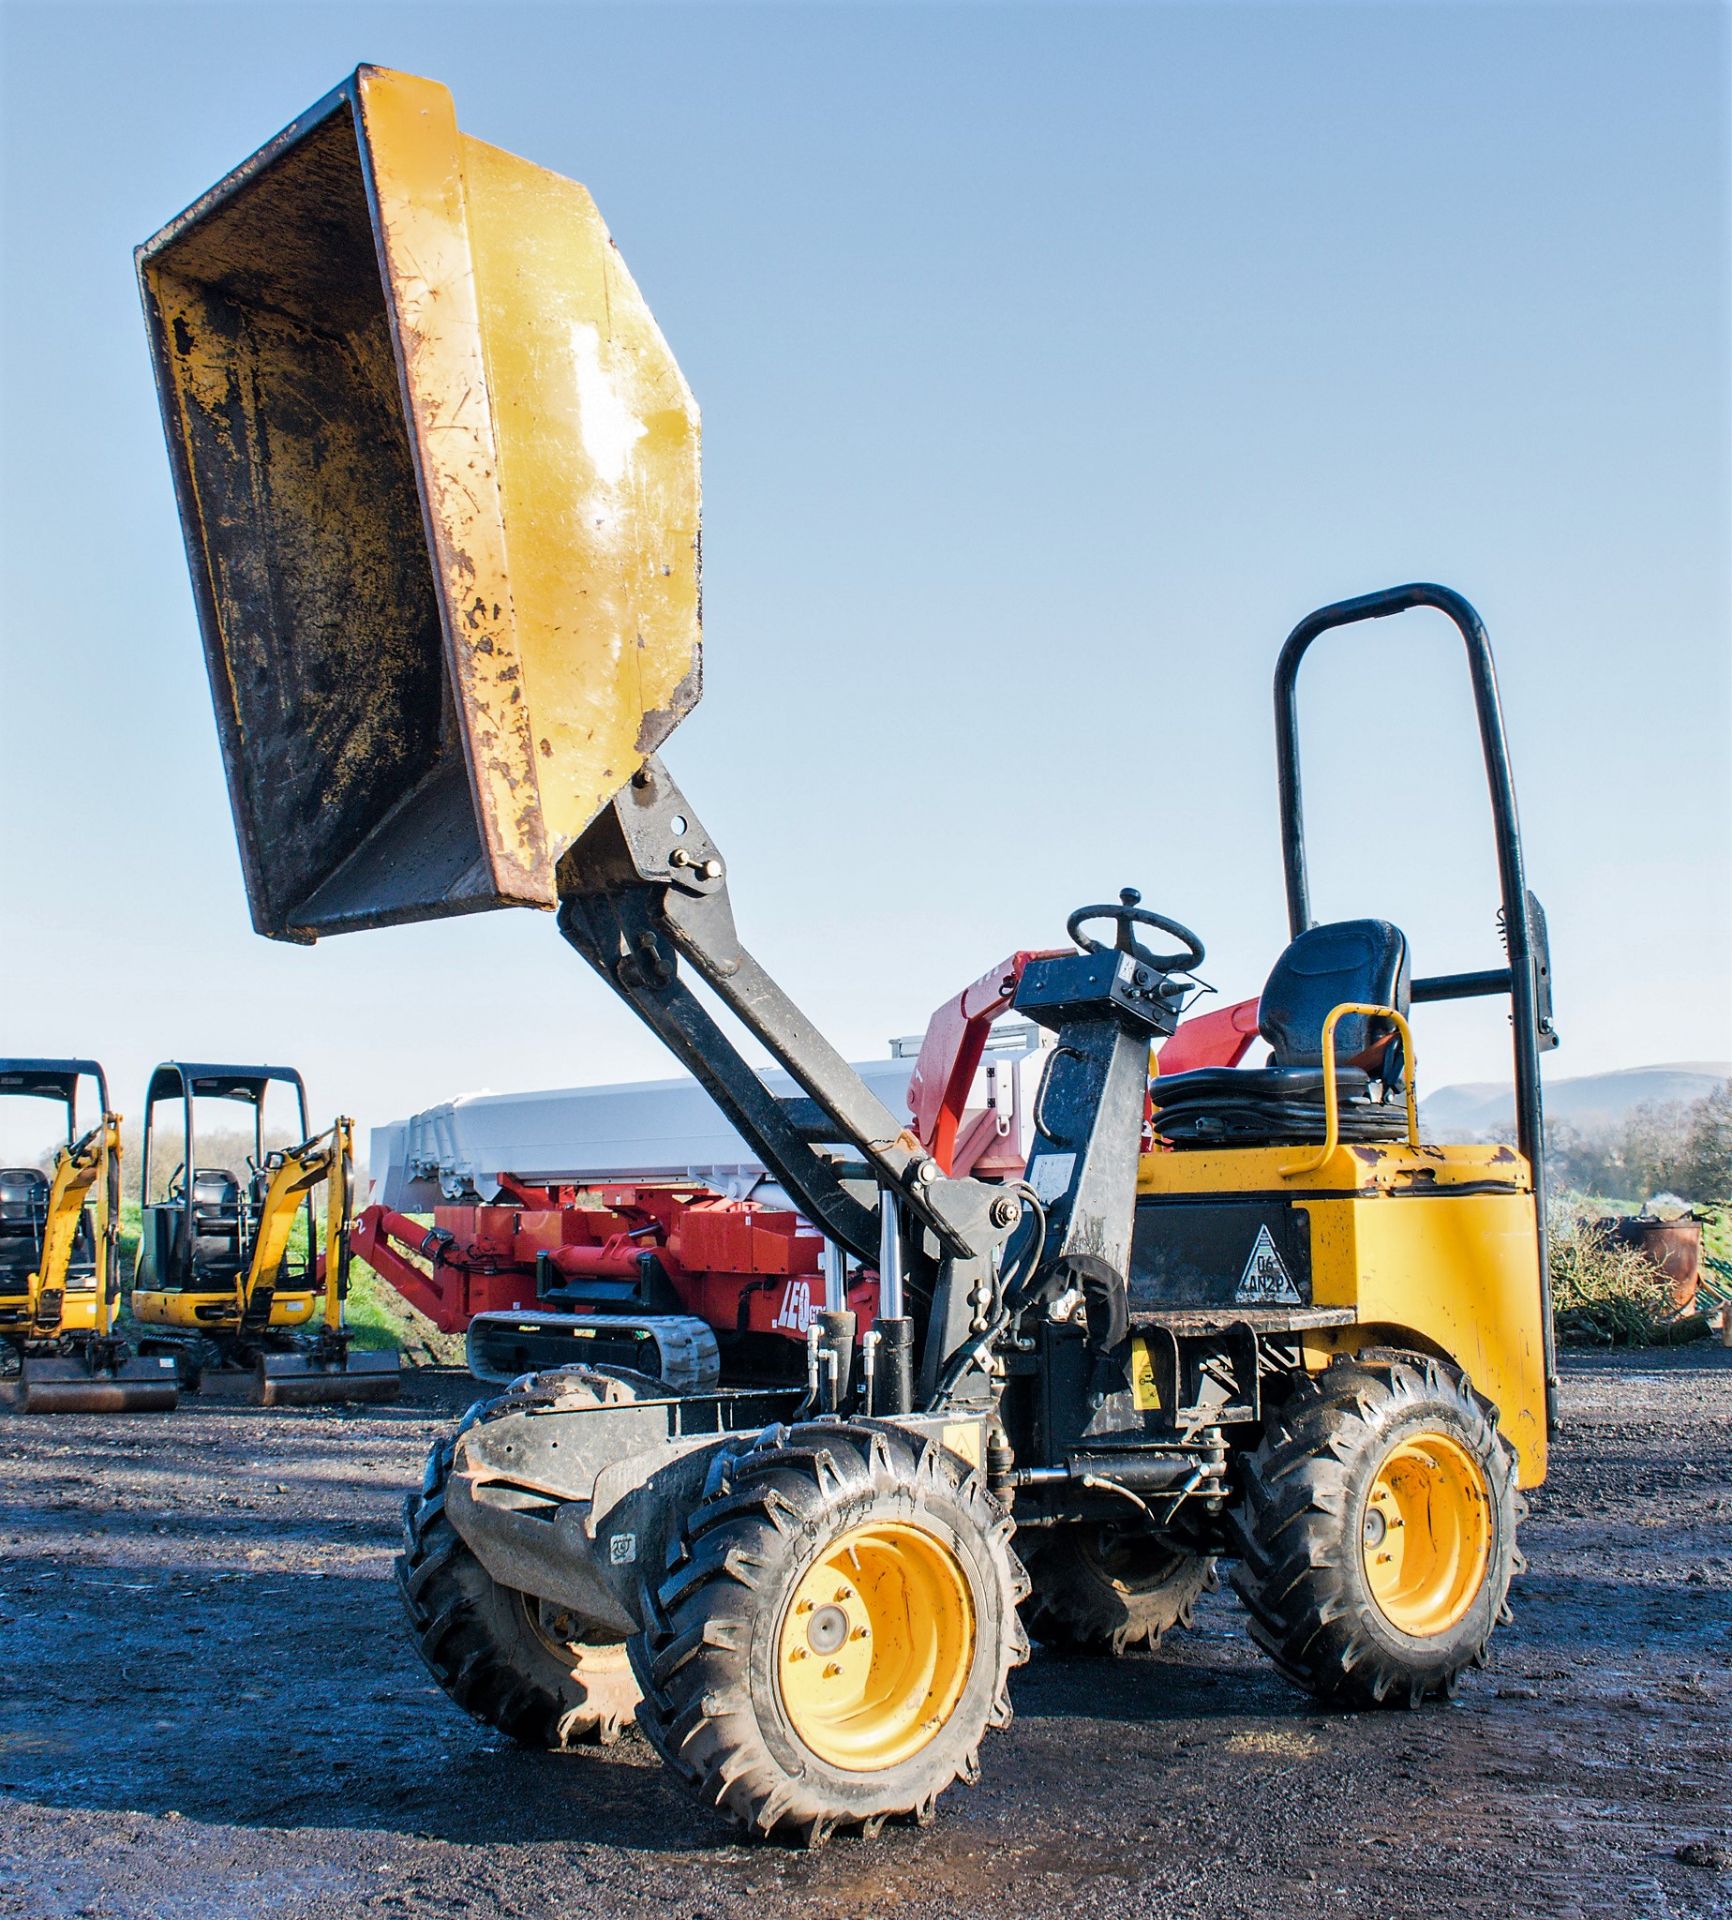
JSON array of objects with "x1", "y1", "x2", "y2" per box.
[{"x1": 1421, "y1": 1063, "x2": 1731, "y2": 1139}]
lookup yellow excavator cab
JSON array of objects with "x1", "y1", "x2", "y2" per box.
[
  {"x1": 1, "y1": 1059, "x2": 112, "y2": 1341},
  {"x1": 137, "y1": 65, "x2": 701, "y2": 943}
]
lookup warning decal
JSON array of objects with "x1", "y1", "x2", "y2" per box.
[{"x1": 1235, "y1": 1224, "x2": 1302, "y2": 1304}]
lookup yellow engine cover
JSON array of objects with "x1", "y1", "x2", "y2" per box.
[
  {"x1": 0, "y1": 1284, "x2": 99, "y2": 1336},
  {"x1": 130, "y1": 1289, "x2": 318, "y2": 1334},
  {"x1": 1137, "y1": 1140, "x2": 1548, "y2": 1484}
]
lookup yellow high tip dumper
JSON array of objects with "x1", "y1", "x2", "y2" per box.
[{"x1": 140, "y1": 68, "x2": 1558, "y2": 1845}]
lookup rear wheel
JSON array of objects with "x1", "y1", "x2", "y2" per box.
[
  {"x1": 1231, "y1": 1354, "x2": 1523, "y2": 1707},
  {"x1": 1022, "y1": 1524, "x2": 1217, "y2": 1655},
  {"x1": 633, "y1": 1421, "x2": 1028, "y2": 1845},
  {"x1": 396, "y1": 1368, "x2": 653, "y2": 1748}
]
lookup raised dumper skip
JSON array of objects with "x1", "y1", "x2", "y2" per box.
[{"x1": 138, "y1": 66, "x2": 1560, "y2": 1844}]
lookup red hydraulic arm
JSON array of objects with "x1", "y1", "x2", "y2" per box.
[
  {"x1": 351, "y1": 1204, "x2": 540, "y2": 1332},
  {"x1": 907, "y1": 950, "x2": 1062, "y2": 1176},
  {"x1": 350, "y1": 1184, "x2": 879, "y2": 1342}
]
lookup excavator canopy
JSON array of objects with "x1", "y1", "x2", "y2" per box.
[{"x1": 138, "y1": 66, "x2": 702, "y2": 941}]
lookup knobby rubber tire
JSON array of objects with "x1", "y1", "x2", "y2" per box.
[
  {"x1": 1230, "y1": 1353, "x2": 1525, "y2": 1708},
  {"x1": 395, "y1": 1367, "x2": 653, "y2": 1748},
  {"x1": 631, "y1": 1420, "x2": 1029, "y2": 1846},
  {"x1": 1022, "y1": 1524, "x2": 1218, "y2": 1655}
]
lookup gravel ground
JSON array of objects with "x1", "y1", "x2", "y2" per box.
[{"x1": 0, "y1": 1344, "x2": 1728, "y2": 1920}]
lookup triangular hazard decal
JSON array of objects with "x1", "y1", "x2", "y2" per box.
[{"x1": 1236, "y1": 1224, "x2": 1301, "y2": 1304}]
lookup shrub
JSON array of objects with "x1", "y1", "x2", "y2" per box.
[{"x1": 1549, "y1": 1206, "x2": 1689, "y2": 1346}]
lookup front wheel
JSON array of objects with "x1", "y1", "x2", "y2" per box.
[
  {"x1": 395, "y1": 1367, "x2": 658, "y2": 1748},
  {"x1": 1231, "y1": 1354, "x2": 1524, "y2": 1708},
  {"x1": 633, "y1": 1421, "x2": 1028, "y2": 1845},
  {"x1": 397, "y1": 1435, "x2": 641, "y2": 1746}
]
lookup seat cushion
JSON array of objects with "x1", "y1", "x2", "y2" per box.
[
  {"x1": 1152, "y1": 1064, "x2": 1408, "y2": 1149},
  {"x1": 189, "y1": 1168, "x2": 243, "y2": 1276}
]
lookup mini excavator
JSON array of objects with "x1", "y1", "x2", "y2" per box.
[
  {"x1": 129, "y1": 1063, "x2": 399, "y2": 1404},
  {"x1": 0, "y1": 1058, "x2": 178, "y2": 1411}
]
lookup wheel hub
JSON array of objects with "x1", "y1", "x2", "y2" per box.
[
  {"x1": 776, "y1": 1520, "x2": 975, "y2": 1773},
  {"x1": 1361, "y1": 1429, "x2": 1492, "y2": 1637},
  {"x1": 805, "y1": 1603, "x2": 850, "y2": 1655}
]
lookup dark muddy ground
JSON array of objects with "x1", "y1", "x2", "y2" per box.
[{"x1": 1, "y1": 1346, "x2": 1728, "y2": 1920}]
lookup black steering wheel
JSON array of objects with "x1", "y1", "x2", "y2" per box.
[{"x1": 1066, "y1": 887, "x2": 1205, "y2": 974}]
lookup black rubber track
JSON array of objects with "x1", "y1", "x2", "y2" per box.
[
  {"x1": 1021, "y1": 1525, "x2": 1218, "y2": 1655},
  {"x1": 396, "y1": 1369, "x2": 654, "y2": 1749},
  {"x1": 632, "y1": 1420, "x2": 1029, "y2": 1846},
  {"x1": 1230, "y1": 1352, "x2": 1526, "y2": 1708}
]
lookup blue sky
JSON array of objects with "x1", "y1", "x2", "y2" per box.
[{"x1": 1, "y1": 1, "x2": 1727, "y2": 1152}]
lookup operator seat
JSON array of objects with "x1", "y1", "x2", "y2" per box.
[
  {"x1": 186, "y1": 1168, "x2": 244, "y2": 1282},
  {"x1": 1153, "y1": 920, "x2": 1411, "y2": 1148},
  {"x1": 0, "y1": 1168, "x2": 50, "y2": 1278}
]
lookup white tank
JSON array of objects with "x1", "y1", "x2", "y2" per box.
[
  {"x1": 371, "y1": 1051, "x2": 918, "y2": 1210},
  {"x1": 370, "y1": 1026, "x2": 1044, "y2": 1211}
]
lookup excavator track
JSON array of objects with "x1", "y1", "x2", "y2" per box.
[{"x1": 465, "y1": 1310, "x2": 721, "y2": 1392}]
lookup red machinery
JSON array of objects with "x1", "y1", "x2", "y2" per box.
[
  {"x1": 906, "y1": 950, "x2": 1060, "y2": 1176},
  {"x1": 355, "y1": 964, "x2": 1262, "y2": 1384},
  {"x1": 353, "y1": 1180, "x2": 881, "y2": 1386}
]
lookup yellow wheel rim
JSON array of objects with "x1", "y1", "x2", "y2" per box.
[
  {"x1": 775, "y1": 1520, "x2": 975, "y2": 1772},
  {"x1": 1361, "y1": 1430, "x2": 1492, "y2": 1637}
]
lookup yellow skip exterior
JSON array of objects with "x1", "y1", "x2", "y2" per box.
[
  {"x1": 138, "y1": 66, "x2": 700, "y2": 939},
  {"x1": 361, "y1": 69, "x2": 702, "y2": 869}
]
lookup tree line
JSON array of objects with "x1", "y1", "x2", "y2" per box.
[{"x1": 1545, "y1": 1080, "x2": 1732, "y2": 1203}]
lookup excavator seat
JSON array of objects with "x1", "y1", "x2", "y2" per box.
[
  {"x1": 187, "y1": 1169, "x2": 245, "y2": 1281},
  {"x1": 1153, "y1": 920, "x2": 1411, "y2": 1148},
  {"x1": 0, "y1": 1168, "x2": 49, "y2": 1279}
]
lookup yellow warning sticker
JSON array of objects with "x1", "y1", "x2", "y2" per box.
[{"x1": 1130, "y1": 1336, "x2": 1162, "y2": 1412}]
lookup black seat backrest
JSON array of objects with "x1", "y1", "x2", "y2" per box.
[
  {"x1": 1259, "y1": 920, "x2": 1410, "y2": 1072},
  {"x1": 0, "y1": 1166, "x2": 50, "y2": 1222},
  {"x1": 0, "y1": 1167, "x2": 50, "y2": 1275},
  {"x1": 188, "y1": 1168, "x2": 243, "y2": 1277}
]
